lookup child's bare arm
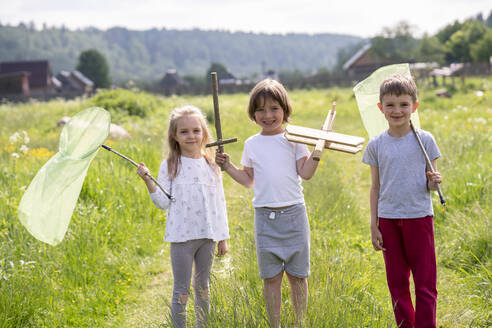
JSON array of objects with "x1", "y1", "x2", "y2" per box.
[
  {"x1": 215, "y1": 152, "x2": 254, "y2": 188},
  {"x1": 369, "y1": 165, "x2": 385, "y2": 251},
  {"x1": 137, "y1": 163, "x2": 157, "y2": 193},
  {"x1": 296, "y1": 152, "x2": 320, "y2": 180},
  {"x1": 426, "y1": 159, "x2": 442, "y2": 191}
]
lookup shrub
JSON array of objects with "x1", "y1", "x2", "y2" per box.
[{"x1": 89, "y1": 88, "x2": 160, "y2": 118}]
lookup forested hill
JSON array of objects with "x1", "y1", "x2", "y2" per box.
[{"x1": 0, "y1": 24, "x2": 364, "y2": 82}]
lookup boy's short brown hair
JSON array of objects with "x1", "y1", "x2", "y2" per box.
[
  {"x1": 379, "y1": 74, "x2": 418, "y2": 103},
  {"x1": 248, "y1": 79, "x2": 292, "y2": 122}
]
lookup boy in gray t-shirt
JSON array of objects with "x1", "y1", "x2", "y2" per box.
[{"x1": 362, "y1": 74, "x2": 442, "y2": 328}]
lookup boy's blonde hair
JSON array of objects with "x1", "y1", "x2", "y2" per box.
[
  {"x1": 379, "y1": 74, "x2": 418, "y2": 103},
  {"x1": 167, "y1": 105, "x2": 217, "y2": 179},
  {"x1": 248, "y1": 79, "x2": 292, "y2": 122}
]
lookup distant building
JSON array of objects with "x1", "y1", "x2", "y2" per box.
[
  {"x1": 263, "y1": 69, "x2": 278, "y2": 81},
  {"x1": 0, "y1": 71, "x2": 31, "y2": 96},
  {"x1": 217, "y1": 70, "x2": 241, "y2": 85},
  {"x1": 342, "y1": 44, "x2": 393, "y2": 79},
  {"x1": 55, "y1": 70, "x2": 94, "y2": 96},
  {"x1": 0, "y1": 60, "x2": 56, "y2": 97},
  {"x1": 160, "y1": 69, "x2": 186, "y2": 95}
]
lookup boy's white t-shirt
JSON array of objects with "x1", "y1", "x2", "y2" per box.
[{"x1": 241, "y1": 132, "x2": 310, "y2": 208}]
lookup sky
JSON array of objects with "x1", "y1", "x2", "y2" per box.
[{"x1": 1, "y1": 0, "x2": 491, "y2": 38}]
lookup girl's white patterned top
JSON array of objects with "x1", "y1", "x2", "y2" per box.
[{"x1": 149, "y1": 156, "x2": 229, "y2": 242}]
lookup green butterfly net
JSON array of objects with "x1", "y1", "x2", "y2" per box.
[
  {"x1": 354, "y1": 63, "x2": 420, "y2": 139},
  {"x1": 18, "y1": 107, "x2": 110, "y2": 245}
]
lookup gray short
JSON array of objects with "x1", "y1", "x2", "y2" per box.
[{"x1": 254, "y1": 203, "x2": 310, "y2": 279}]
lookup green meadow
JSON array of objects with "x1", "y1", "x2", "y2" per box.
[{"x1": 0, "y1": 79, "x2": 490, "y2": 327}]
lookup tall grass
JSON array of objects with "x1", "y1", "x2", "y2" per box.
[{"x1": 0, "y1": 78, "x2": 490, "y2": 327}]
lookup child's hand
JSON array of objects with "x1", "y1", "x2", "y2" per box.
[
  {"x1": 137, "y1": 162, "x2": 152, "y2": 181},
  {"x1": 426, "y1": 170, "x2": 442, "y2": 189},
  {"x1": 215, "y1": 151, "x2": 230, "y2": 168},
  {"x1": 216, "y1": 240, "x2": 228, "y2": 256},
  {"x1": 371, "y1": 225, "x2": 386, "y2": 251}
]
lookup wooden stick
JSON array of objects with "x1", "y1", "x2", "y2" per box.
[
  {"x1": 313, "y1": 102, "x2": 336, "y2": 161},
  {"x1": 211, "y1": 72, "x2": 223, "y2": 154},
  {"x1": 409, "y1": 120, "x2": 446, "y2": 206},
  {"x1": 209, "y1": 72, "x2": 238, "y2": 170},
  {"x1": 205, "y1": 138, "x2": 237, "y2": 148}
]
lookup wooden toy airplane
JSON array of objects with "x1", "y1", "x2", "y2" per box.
[{"x1": 284, "y1": 102, "x2": 365, "y2": 160}]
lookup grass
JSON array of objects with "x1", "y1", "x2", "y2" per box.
[{"x1": 0, "y1": 79, "x2": 490, "y2": 327}]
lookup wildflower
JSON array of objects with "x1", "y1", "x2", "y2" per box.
[
  {"x1": 22, "y1": 131, "x2": 30, "y2": 144},
  {"x1": 12, "y1": 153, "x2": 20, "y2": 158},
  {"x1": 28, "y1": 147, "x2": 55, "y2": 160},
  {"x1": 4, "y1": 145, "x2": 15, "y2": 153},
  {"x1": 476, "y1": 90, "x2": 484, "y2": 97},
  {"x1": 20, "y1": 145, "x2": 29, "y2": 154},
  {"x1": 9, "y1": 132, "x2": 20, "y2": 144},
  {"x1": 9, "y1": 130, "x2": 30, "y2": 144}
]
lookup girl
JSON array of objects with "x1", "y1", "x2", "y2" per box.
[
  {"x1": 215, "y1": 79, "x2": 319, "y2": 327},
  {"x1": 137, "y1": 105, "x2": 229, "y2": 328}
]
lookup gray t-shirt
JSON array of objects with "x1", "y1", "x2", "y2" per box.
[{"x1": 362, "y1": 129, "x2": 441, "y2": 218}]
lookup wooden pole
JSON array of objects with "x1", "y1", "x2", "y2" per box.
[{"x1": 313, "y1": 102, "x2": 336, "y2": 161}]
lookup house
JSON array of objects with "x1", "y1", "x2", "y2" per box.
[
  {"x1": 217, "y1": 70, "x2": 241, "y2": 86},
  {"x1": 0, "y1": 71, "x2": 31, "y2": 96},
  {"x1": 160, "y1": 69, "x2": 186, "y2": 95},
  {"x1": 342, "y1": 44, "x2": 394, "y2": 79},
  {"x1": 0, "y1": 60, "x2": 56, "y2": 97},
  {"x1": 262, "y1": 69, "x2": 278, "y2": 81},
  {"x1": 55, "y1": 70, "x2": 94, "y2": 96}
]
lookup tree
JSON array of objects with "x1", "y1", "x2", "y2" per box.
[
  {"x1": 371, "y1": 21, "x2": 419, "y2": 61},
  {"x1": 206, "y1": 62, "x2": 233, "y2": 81},
  {"x1": 445, "y1": 20, "x2": 489, "y2": 62},
  {"x1": 486, "y1": 10, "x2": 492, "y2": 29},
  {"x1": 470, "y1": 30, "x2": 492, "y2": 62},
  {"x1": 436, "y1": 21, "x2": 463, "y2": 43},
  {"x1": 417, "y1": 35, "x2": 446, "y2": 64},
  {"x1": 76, "y1": 49, "x2": 111, "y2": 88}
]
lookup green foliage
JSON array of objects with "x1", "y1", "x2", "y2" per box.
[
  {"x1": 89, "y1": 88, "x2": 161, "y2": 118},
  {"x1": 417, "y1": 35, "x2": 446, "y2": 64},
  {"x1": 444, "y1": 20, "x2": 491, "y2": 62},
  {"x1": 0, "y1": 25, "x2": 363, "y2": 82},
  {"x1": 369, "y1": 15, "x2": 492, "y2": 66},
  {"x1": 371, "y1": 21, "x2": 420, "y2": 61},
  {"x1": 206, "y1": 62, "x2": 233, "y2": 81},
  {"x1": 436, "y1": 20, "x2": 464, "y2": 44},
  {"x1": 77, "y1": 49, "x2": 111, "y2": 88},
  {"x1": 487, "y1": 10, "x2": 492, "y2": 29},
  {"x1": 470, "y1": 30, "x2": 492, "y2": 62}
]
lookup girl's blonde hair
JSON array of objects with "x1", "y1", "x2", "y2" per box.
[{"x1": 166, "y1": 105, "x2": 217, "y2": 179}]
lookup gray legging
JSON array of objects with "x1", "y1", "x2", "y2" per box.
[{"x1": 170, "y1": 239, "x2": 216, "y2": 328}]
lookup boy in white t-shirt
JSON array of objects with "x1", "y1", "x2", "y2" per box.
[{"x1": 216, "y1": 79, "x2": 320, "y2": 327}]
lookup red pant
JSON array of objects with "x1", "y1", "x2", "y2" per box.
[{"x1": 379, "y1": 216, "x2": 437, "y2": 328}]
